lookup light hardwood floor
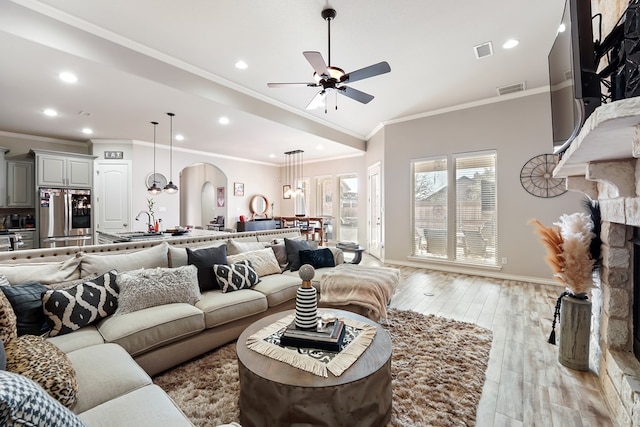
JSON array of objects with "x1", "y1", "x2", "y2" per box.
[{"x1": 359, "y1": 255, "x2": 614, "y2": 426}]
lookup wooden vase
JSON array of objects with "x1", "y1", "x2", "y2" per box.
[{"x1": 558, "y1": 295, "x2": 591, "y2": 371}]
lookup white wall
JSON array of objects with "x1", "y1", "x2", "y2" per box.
[{"x1": 380, "y1": 92, "x2": 585, "y2": 281}]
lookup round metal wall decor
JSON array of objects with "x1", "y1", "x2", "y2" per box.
[
  {"x1": 146, "y1": 172, "x2": 167, "y2": 190},
  {"x1": 519, "y1": 153, "x2": 567, "y2": 198}
]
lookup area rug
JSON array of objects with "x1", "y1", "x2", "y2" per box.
[{"x1": 153, "y1": 309, "x2": 493, "y2": 427}]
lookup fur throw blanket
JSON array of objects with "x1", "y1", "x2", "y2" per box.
[{"x1": 319, "y1": 264, "x2": 400, "y2": 320}]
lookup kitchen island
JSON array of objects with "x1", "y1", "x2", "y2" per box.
[{"x1": 96, "y1": 229, "x2": 231, "y2": 244}]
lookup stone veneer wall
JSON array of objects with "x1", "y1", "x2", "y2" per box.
[{"x1": 593, "y1": 213, "x2": 639, "y2": 426}]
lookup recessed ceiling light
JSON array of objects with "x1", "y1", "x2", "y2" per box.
[
  {"x1": 235, "y1": 60, "x2": 248, "y2": 70},
  {"x1": 43, "y1": 108, "x2": 58, "y2": 117},
  {"x1": 81, "y1": 128, "x2": 93, "y2": 135},
  {"x1": 558, "y1": 23, "x2": 566, "y2": 33},
  {"x1": 59, "y1": 72, "x2": 78, "y2": 83},
  {"x1": 175, "y1": 134, "x2": 184, "y2": 141},
  {"x1": 316, "y1": 145, "x2": 324, "y2": 150},
  {"x1": 502, "y1": 39, "x2": 519, "y2": 49},
  {"x1": 218, "y1": 117, "x2": 230, "y2": 125},
  {"x1": 269, "y1": 154, "x2": 276, "y2": 159}
]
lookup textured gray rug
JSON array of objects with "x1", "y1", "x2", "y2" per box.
[{"x1": 153, "y1": 309, "x2": 493, "y2": 426}]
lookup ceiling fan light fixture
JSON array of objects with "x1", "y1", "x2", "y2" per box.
[{"x1": 312, "y1": 66, "x2": 345, "y2": 83}]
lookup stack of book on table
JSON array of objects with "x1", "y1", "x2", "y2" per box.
[
  {"x1": 336, "y1": 241, "x2": 359, "y2": 250},
  {"x1": 280, "y1": 320, "x2": 346, "y2": 352}
]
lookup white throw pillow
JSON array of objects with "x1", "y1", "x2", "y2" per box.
[
  {"x1": 227, "y1": 248, "x2": 281, "y2": 277},
  {"x1": 226, "y1": 239, "x2": 268, "y2": 255},
  {"x1": 115, "y1": 265, "x2": 200, "y2": 315}
]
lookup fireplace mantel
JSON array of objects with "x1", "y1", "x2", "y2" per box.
[{"x1": 554, "y1": 97, "x2": 640, "y2": 180}]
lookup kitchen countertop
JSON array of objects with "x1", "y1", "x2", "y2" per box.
[{"x1": 97, "y1": 228, "x2": 230, "y2": 243}]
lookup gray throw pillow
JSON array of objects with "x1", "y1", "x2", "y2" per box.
[
  {"x1": 187, "y1": 245, "x2": 227, "y2": 291},
  {"x1": 284, "y1": 238, "x2": 311, "y2": 272}
]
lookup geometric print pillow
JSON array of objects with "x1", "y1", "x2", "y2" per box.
[
  {"x1": 42, "y1": 270, "x2": 118, "y2": 337},
  {"x1": 214, "y1": 261, "x2": 259, "y2": 293},
  {"x1": 0, "y1": 370, "x2": 85, "y2": 427}
]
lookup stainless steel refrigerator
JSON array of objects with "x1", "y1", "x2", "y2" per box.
[{"x1": 39, "y1": 188, "x2": 93, "y2": 247}]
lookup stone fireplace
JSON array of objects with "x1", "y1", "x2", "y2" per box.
[{"x1": 554, "y1": 97, "x2": 640, "y2": 426}]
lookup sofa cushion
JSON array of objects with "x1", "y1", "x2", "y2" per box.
[
  {"x1": 97, "y1": 304, "x2": 205, "y2": 357},
  {"x1": 214, "y1": 261, "x2": 259, "y2": 293},
  {"x1": 5, "y1": 335, "x2": 78, "y2": 409},
  {"x1": 79, "y1": 242, "x2": 169, "y2": 276},
  {"x1": 252, "y1": 273, "x2": 301, "y2": 307},
  {"x1": 168, "y1": 240, "x2": 226, "y2": 268},
  {"x1": 187, "y1": 245, "x2": 227, "y2": 291},
  {"x1": 42, "y1": 270, "x2": 119, "y2": 337},
  {"x1": 0, "y1": 257, "x2": 81, "y2": 285},
  {"x1": 115, "y1": 266, "x2": 200, "y2": 315},
  {"x1": 1, "y1": 282, "x2": 49, "y2": 336},
  {"x1": 226, "y1": 239, "x2": 267, "y2": 255},
  {"x1": 195, "y1": 289, "x2": 267, "y2": 328},
  {"x1": 284, "y1": 238, "x2": 311, "y2": 271},
  {"x1": 0, "y1": 283, "x2": 17, "y2": 342},
  {"x1": 78, "y1": 384, "x2": 193, "y2": 427},
  {"x1": 227, "y1": 248, "x2": 281, "y2": 277},
  {"x1": 46, "y1": 325, "x2": 105, "y2": 354},
  {"x1": 299, "y1": 248, "x2": 336, "y2": 269},
  {"x1": 0, "y1": 371, "x2": 84, "y2": 427},
  {"x1": 66, "y1": 343, "x2": 152, "y2": 414}
]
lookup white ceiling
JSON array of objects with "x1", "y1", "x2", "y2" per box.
[{"x1": 0, "y1": 0, "x2": 564, "y2": 164}]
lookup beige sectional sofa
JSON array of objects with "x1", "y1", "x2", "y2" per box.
[{"x1": 0, "y1": 228, "x2": 350, "y2": 427}]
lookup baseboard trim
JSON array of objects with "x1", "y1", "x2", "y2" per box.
[{"x1": 384, "y1": 257, "x2": 559, "y2": 286}]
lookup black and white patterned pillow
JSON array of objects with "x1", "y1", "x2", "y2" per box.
[
  {"x1": 0, "y1": 370, "x2": 85, "y2": 427},
  {"x1": 214, "y1": 261, "x2": 259, "y2": 293},
  {"x1": 42, "y1": 270, "x2": 118, "y2": 337}
]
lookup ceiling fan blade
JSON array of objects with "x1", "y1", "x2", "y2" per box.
[
  {"x1": 303, "y1": 51, "x2": 329, "y2": 77},
  {"x1": 341, "y1": 61, "x2": 391, "y2": 84},
  {"x1": 339, "y1": 86, "x2": 374, "y2": 104},
  {"x1": 306, "y1": 90, "x2": 327, "y2": 110},
  {"x1": 267, "y1": 82, "x2": 319, "y2": 88}
]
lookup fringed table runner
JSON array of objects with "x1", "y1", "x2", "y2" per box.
[{"x1": 245, "y1": 313, "x2": 376, "y2": 377}]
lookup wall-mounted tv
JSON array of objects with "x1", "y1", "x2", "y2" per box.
[{"x1": 548, "y1": 0, "x2": 601, "y2": 154}]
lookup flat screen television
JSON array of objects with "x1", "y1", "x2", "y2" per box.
[{"x1": 548, "y1": 0, "x2": 601, "y2": 154}]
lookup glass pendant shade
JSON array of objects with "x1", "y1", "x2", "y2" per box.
[
  {"x1": 164, "y1": 112, "x2": 179, "y2": 194},
  {"x1": 148, "y1": 121, "x2": 161, "y2": 195},
  {"x1": 284, "y1": 150, "x2": 304, "y2": 198}
]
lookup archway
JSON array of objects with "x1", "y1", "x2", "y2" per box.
[{"x1": 180, "y1": 163, "x2": 227, "y2": 228}]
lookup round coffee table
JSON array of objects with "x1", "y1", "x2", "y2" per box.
[{"x1": 236, "y1": 309, "x2": 392, "y2": 427}]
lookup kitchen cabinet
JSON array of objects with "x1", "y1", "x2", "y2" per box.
[
  {"x1": 6, "y1": 159, "x2": 34, "y2": 208},
  {"x1": 0, "y1": 147, "x2": 8, "y2": 208},
  {"x1": 32, "y1": 150, "x2": 95, "y2": 188},
  {"x1": 16, "y1": 229, "x2": 35, "y2": 250}
]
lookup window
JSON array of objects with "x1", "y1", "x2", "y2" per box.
[
  {"x1": 316, "y1": 176, "x2": 335, "y2": 241},
  {"x1": 412, "y1": 151, "x2": 497, "y2": 265},
  {"x1": 338, "y1": 175, "x2": 358, "y2": 242}
]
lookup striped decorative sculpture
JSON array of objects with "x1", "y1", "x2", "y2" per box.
[{"x1": 295, "y1": 264, "x2": 317, "y2": 330}]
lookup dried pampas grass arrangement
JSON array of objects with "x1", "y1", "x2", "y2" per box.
[{"x1": 529, "y1": 212, "x2": 595, "y2": 295}]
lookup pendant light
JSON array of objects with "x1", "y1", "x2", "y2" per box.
[
  {"x1": 284, "y1": 149, "x2": 304, "y2": 198},
  {"x1": 147, "y1": 121, "x2": 162, "y2": 195},
  {"x1": 164, "y1": 112, "x2": 179, "y2": 194}
]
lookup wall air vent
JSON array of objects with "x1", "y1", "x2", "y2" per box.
[
  {"x1": 474, "y1": 42, "x2": 493, "y2": 59},
  {"x1": 496, "y1": 82, "x2": 526, "y2": 96}
]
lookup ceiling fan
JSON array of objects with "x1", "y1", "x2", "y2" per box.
[{"x1": 267, "y1": 8, "x2": 391, "y2": 111}]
